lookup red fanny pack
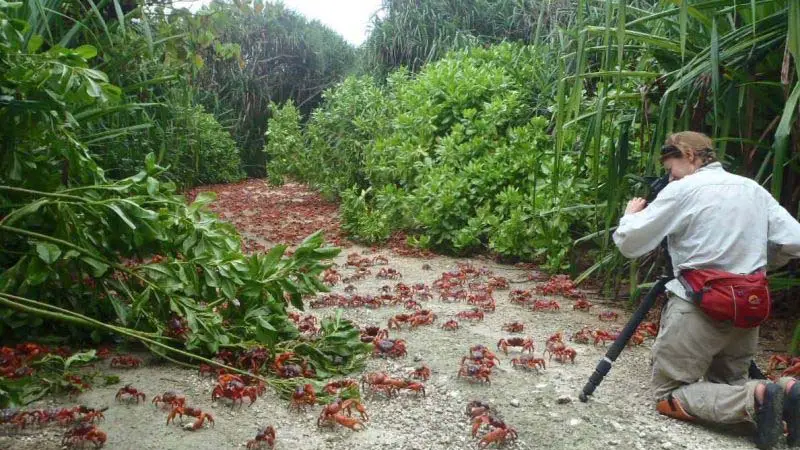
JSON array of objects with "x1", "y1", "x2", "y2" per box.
[{"x1": 678, "y1": 269, "x2": 771, "y2": 328}]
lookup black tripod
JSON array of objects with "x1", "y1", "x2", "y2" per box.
[{"x1": 578, "y1": 175, "x2": 765, "y2": 403}]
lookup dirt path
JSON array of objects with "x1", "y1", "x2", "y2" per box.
[{"x1": 1, "y1": 181, "x2": 784, "y2": 450}]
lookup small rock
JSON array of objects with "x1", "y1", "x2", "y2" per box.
[
  {"x1": 610, "y1": 421, "x2": 623, "y2": 432},
  {"x1": 569, "y1": 418, "x2": 582, "y2": 426},
  {"x1": 557, "y1": 395, "x2": 572, "y2": 404},
  {"x1": 449, "y1": 391, "x2": 460, "y2": 398},
  {"x1": 661, "y1": 443, "x2": 673, "y2": 449},
  {"x1": 414, "y1": 354, "x2": 423, "y2": 362},
  {"x1": 608, "y1": 440, "x2": 620, "y2": 446},
  {"x1": 510, "y1": 399, "x2": 520, "y2": 407}
]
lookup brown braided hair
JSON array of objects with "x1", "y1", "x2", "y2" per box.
[{"x1": 660, "y1": 131, "x2": 718, "y2": 167}]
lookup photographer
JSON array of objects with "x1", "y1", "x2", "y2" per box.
[{"x1": 612, "y1": 131, "x2": 800, "y2": 449}]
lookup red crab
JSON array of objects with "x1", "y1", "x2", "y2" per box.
[
  {"x1": 360, "y1": 325, "x2": 389, "y2": 343},
  {"x1": 487, "y1": 276, "x2": 509, "y2": 290},
  {"x1": 273, "y1": 352, "x2": 315, "y2": 379},
  {"x1": 570, "y1": 326, "x2": 594, "y2": 344},
  {"x1": 636, "y1": 321, "x2": 659, "y2": 337},
  {"x1": 247, "y1": 426, "x2": 276, "y2": 449},
  {"x1": 502, "y1": 321, "x2": 524, "y2": 332},
  {"x1": 323, "y1": 379, "x2": 358, "y2": 396},
  {"x1": 290, "y1": 383, "x2": 317, "y2": 409},
  {"x1": 496, "y1": 337, "x2": 534, "y2": 355},
  {"x1": 110, "y1": 355, "x2": 142, "y2": 369},
  {"x1": 165, "y1": 315, "x2": 189, "y2": 339},
  {"x1": 152, "y1": 391, "x2": 186, "y2": 409},
  {"x1": 441, "y1": 319, "x2": 459, "y2": 331},
  {"x1": 532, "y1": 300, "x2": 560, "y2": 312},
  {"x1": 465, "y1": 400, "x2": 493, "y2": 418},
  {"x1": 372, "y1": 339, "x2": 407, "y2": 358},
  {"x1": 317, "y1": 398, "x2": 368, "y2": 430},
  {"x1": 511, "y1": 355, "x2": 546, "y2": 371},
  {"x1": 115, "y1": 384, "x2": 146, "y2": 403},
  {"x1": 462, "y1": 345, "x2": 500, "y2": 368},
  {"x1": 457, "y1": 362, "x2": 492, "y2": 384},
  {"x1": 211, "y1": 375, "x2": 264, "y2": 407},
  {"x1": 456, "y1": 308, "x2": 484, "y2": 321},
  {"x1": 167, "y1": 406, "x2": 214, "y2": 430},
  {"x1": 479, "y1": 425, "x2": 518, "y2": 448},
  {"x1": 411, "y1": 365, "x2": 431, "y2": 381},
  {"x1": 593, "y1": 330, "x2": 617, "y2": 346},
  {"x1": 322, "y1": 268, "x2": 342, "y2": 286},
  {"x1": 509, "y1": 289, "x2": 532, "y2": 305},
  {"x1": 62, "y1": 423, "x2": 107, "y2": 448},
  {"x1": 376, "y1": 267, "x2": 402, "y2": 279},
  {"x1": 550, "y1": 347, "x2": 577, "y2": 364},
  {"x1": 573, "y1": 299, "x2": 593, "y2": 311},
  {"x1": 598, "y1": 311, "x2": 619, "y2": 321}
]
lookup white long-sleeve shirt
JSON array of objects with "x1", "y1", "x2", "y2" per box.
[{"x1": 612, "y1": 162, "x2": 800, "y2": 299}]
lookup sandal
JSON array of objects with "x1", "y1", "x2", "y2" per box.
[
  {"x1": 784, "y1": 382, "x2": 800, "y2": 447},
  {"x1": 755, "y1": 383, "x2": 785, "y2": 450}
]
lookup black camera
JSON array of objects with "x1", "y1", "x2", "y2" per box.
[{"x1": 643, "y1": 173, "x2": 670, "y2": 203}]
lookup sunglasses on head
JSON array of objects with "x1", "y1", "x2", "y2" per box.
[{"x1": 659, "y1": 145, "x2": 682, "y2": 162}]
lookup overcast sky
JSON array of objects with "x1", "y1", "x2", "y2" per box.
[{"x1": 171, "y1": 0, "x2": 384, "y2": 46}]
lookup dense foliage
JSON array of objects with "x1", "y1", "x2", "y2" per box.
[
  {"x1": 362, "y1": 0, "x2": 556, "y2": 77},
  {"x1": 193, "y1": 0, "x2": 358, "y2": 177},
  {"x1": 267, "y1": 44, "x2": 589, "y2": 271},
  {"x1": 268, "y1": 0, "x2": 800, "y2": 299},
  {"x1": 0, "y1": 0, "x2": 369, "y2": 407},
  {"x1": 99, "y1": 103, "x2": 244, "y2": 186}
]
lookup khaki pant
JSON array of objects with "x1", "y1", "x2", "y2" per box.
[{"x1": 652, "y1": 295, "x2": 764, "y2": 423}]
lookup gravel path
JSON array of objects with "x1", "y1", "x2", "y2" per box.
[{"x1": 0, "y1": 246, "x2": 774, "y2": 450}]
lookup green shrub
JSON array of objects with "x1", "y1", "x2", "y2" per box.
[
  {"x1": 304, "y1": 76, "x2": 396, "y2": 197},
  {"x1": 265, "y1": 101, "x2": 304, "y2": 185},
  {"x1": 267, "y1": 42, "x2": 592, "y2": 270},
  {"x1": 98, "y1": 104, "x2": 244, "y2": 188}
]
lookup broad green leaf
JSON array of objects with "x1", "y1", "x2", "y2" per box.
[
  {"x1": 82, "y1": 257, "x2": 109, "y2": 277},
  {"x1": 65, "y1": 350, "x2": 97, "y2": 369},
  {"x1": 27, "y1": 35, "x2": 43, "y2": 53},
  {"x1": 26, "y1": 257, "x2": 49, "y2": 286},
  {"x1": 107, "y1": 204, "x2": 136, "y2": 229},
  {"x1": 74, "y1": 44, "x2": 98, "y2": 59},
  {"x1": 145, "y1": 153, "x2": 156, "y2": 173},
  {"x1": 35, "y1": 242, "x2": 61, "y2": 264},
  {"x1": 146, "y1": 177, "x2": 159, "y2": 196},
  {"x1": 193, "y1": 54, "x2": 205, "y2": 69}
]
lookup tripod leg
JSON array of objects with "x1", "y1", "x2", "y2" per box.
[{"x1": 579, "y1": 277, "x2": 669, "y2": 402}]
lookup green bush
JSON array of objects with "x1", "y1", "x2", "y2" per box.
[
  {"x1": 267, "y1": 42, "x2": 593, "y2": 271},
  {"x1": 265, "y1": 100, "x2": 304, "y2": 185},
  {"x1": 98, "y1": 104, "x2": 244, "y2": 188},
  {"x1": 305, "y1": 76, "x2": 396, "y2": 197}
]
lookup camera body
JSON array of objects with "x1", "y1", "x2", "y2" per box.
[
  {"x1": 639, "y1": 173, "x2": 673, "y2": 275},
  {"x1": 644, "y1": 174, "x2": 671, "y2": 203}
]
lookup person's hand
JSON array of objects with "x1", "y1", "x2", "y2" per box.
[{"x1": 624, "y1": 198, "x2": 647, "y2": 215}]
